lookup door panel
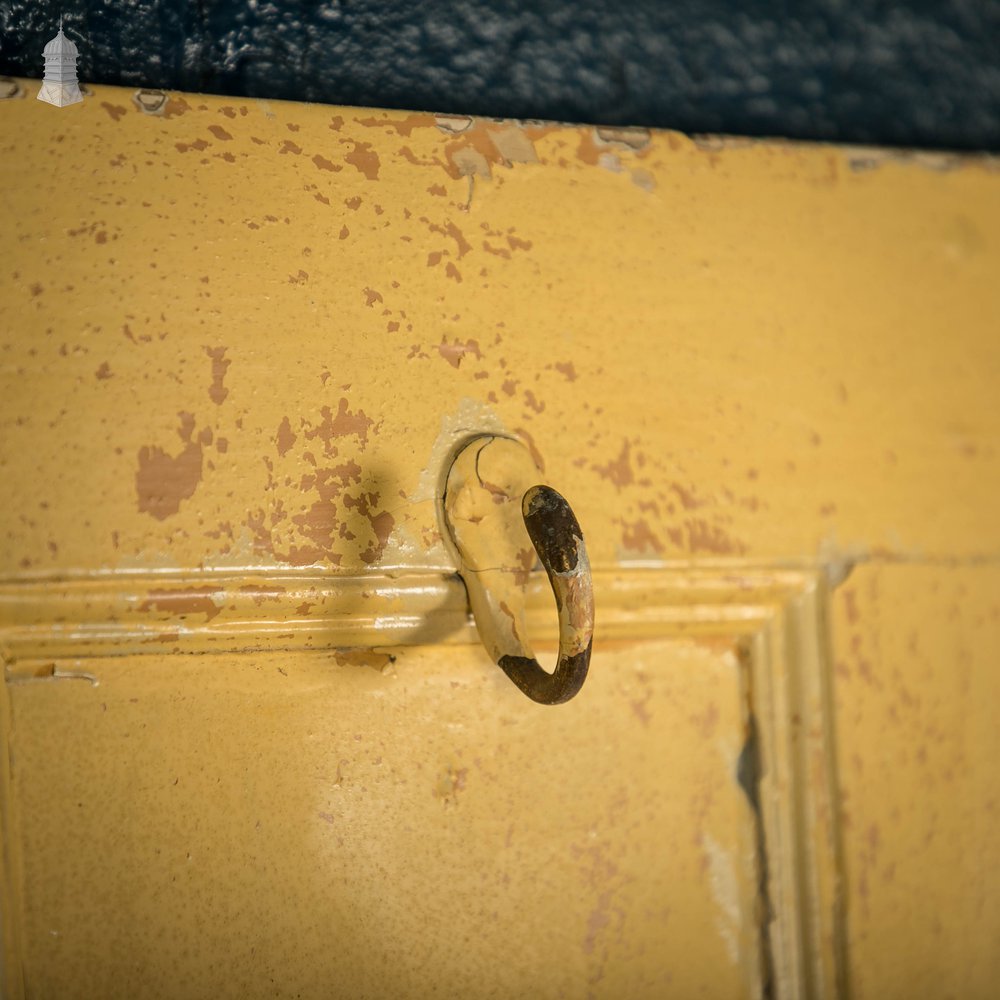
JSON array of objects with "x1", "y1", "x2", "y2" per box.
[
  {"x1": 2, "y1": 78, "x2": 999, "y2": 998},
  {"x1": 7, "y1": 643, "x2": 756, "y2": 998},
  {"x1": 830, "y1": 564, "x2": 1000, "y2": 999},
  {"x1": 0, "y1": 564, "x2": 840, "y2": 998}
]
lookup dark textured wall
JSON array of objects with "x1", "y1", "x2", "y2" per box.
[{"x1": 2, "y1": 1, "x2": 999, "y2": 151}]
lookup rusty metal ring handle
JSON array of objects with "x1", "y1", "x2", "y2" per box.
[
  {"x1": 442, "y1": 436, "x2": 595, "y2": 706},
  {"x1": 496, "y1": 485, "x2": 594, "y2": 705}
]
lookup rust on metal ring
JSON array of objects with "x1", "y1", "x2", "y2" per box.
[{"x1": 496, "y1": 485, "x2": 594, "y2": 705}]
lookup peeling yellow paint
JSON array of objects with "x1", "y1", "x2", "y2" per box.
[
  {"x1": 1, "y1": 78, "x2": 999, "y2": 1000},
  {"x1": 6, "y1": 83, "x2": 996, "y2": 574}
]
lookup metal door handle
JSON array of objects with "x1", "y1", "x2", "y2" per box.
[{"x1": 442, "y1": 436, "x2": 594, "y2": 705}]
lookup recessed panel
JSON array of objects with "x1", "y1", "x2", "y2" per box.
[{"x1": 9, "y1": 639, "x2": 762, "y2": 998}]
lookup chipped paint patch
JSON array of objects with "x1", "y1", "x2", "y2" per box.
[
  {"x1": 437, "y1": 337, "x2": 482, "y2": 369},
  {"x1": 175, "y1": 138, "x2": 210, "y2": 154},
  {"x1": 276, "y1": 416, "x2": 296, "y2": 457},
  {"x1": 100, "y1": 102, "x2": 127, "y2": 122},
  {"x1": 489, "y1": 126, "x2": 539, "y2": 165},
  {"x1": 333, "y1": 648, "x2": 396, "y2": 670},
  {"x1": 238, "y1": 583, "x2": 287, "y2": 605},
  {"x1": 701, "y1": 833, "x2": 741, "y2": 965},
  {"x1": 845, "y1": 147, "x2": 991, "y2": 173},
  {"x1": 513, "y1": 427, "x2": 545, "y2": 473},
  {"x1": 595, "y1": 126, "x2": 651, "y2": 151},
  {"x1": 138, "y1": 585, "x2": 222, "y2": 622},
  {"x1": 669, "y1": 520, "x2": 748, "y2": 556},
  {"x1": 312, "y1": 154, "x2": 340, "y2": 172},
  {"x1": 631, "y1": 168, "x2": 656, "y2": 192},
  {"x1": 441, "y1": 121, "x2": 544, "y2": 179},
  {"x1": 355, "y1": 112, "x2": 434, "y2": 137},
  {"x1": 303, "y1": 399, "x2": 376, "y2": 452},
  {"x1": 449, "y1": 146, "x2": 490, "y2": 179},
  {"x1": 691, "y1": 135, "x2": 759, "y2": 153},
  {"x1": 576, "y1": 128, "x2": 657, "y2": 191},
  {"x1": 435, "y1": 115, "x2": 473, "y2": 135},
  {"x1": 341, "y1": 139, "x2": 380, "y2": 179},
  {"x1": 426, "y1": 220, "x2": 473, "y2": 258},
  {"x1": 234, "y1": 396, "x2": 395, "y2": 568},
  {"x1": 619, "y1": 518, "x2": 665, "y2": 556},
  {"x1": 135, "y1": 413, "x2": 204, "y2": 520},
  {"x1": 161, "y1": 94, "x2": 190, "y2": 118},
  {"x1": 593, "y1": 440, "x2": 635, "y2": 490},
  {"x1": 205, "y1": 346, "x2": 231, "y2": 405}
]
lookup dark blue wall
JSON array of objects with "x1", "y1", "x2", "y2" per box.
[{"x1": 2, "y1": 1, "x2": 999, "y2": 151}]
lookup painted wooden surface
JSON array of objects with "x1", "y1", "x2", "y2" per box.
[
  {"x1": 7, "y1": 643, "x2": 765, "y2": 998},
  {"x1": 1, "y1": 79, "x2": 999, "y2": 998}
]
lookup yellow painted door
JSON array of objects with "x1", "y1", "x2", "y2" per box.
[{"x1": 1, "y1": 80, "x2": 998, "y2": 999}]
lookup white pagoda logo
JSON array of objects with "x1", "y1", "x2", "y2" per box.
[{"x1": 37, "y1": 19, "x2": 83, "y2": 108}]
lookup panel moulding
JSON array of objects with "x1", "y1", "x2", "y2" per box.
[{"x1": 0, "y1": 562, "x2": 845, "y2": 999}]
